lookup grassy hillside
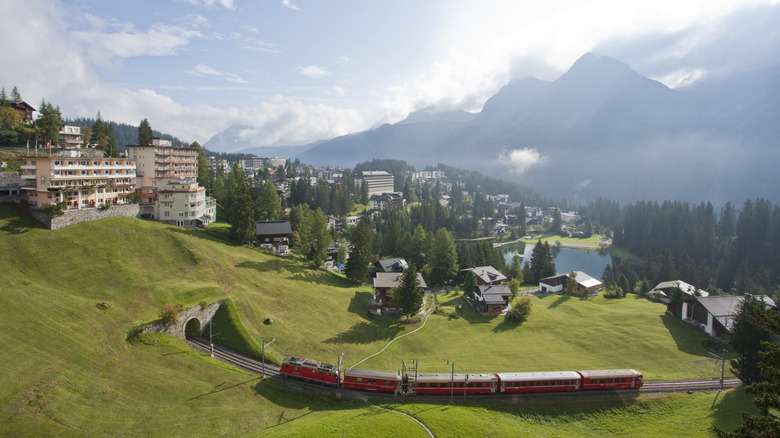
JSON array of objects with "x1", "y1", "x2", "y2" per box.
[{"x1": 0, "y1": 204, "x2": 751, "y2": 436}]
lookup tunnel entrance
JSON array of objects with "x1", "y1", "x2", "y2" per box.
[{"x1": 184, "y1": 318, "x2": 202, "y2": 337}]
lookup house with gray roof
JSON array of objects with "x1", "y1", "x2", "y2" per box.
[
  {"x1": 460, "y1": 266, "x2": 507, "y2": 285},
  {"x1": 370, "y1": 271, "x2": 427, "y2": 315},
  {"x1": 475, "y1": 284, "x2": 513, "y2": 315},
  {"x1": 667, "y1": 295, "x2": 777, "y2": 339}
]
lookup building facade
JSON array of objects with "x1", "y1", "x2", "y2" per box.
[
  {"x1": 361, "y1": 171, "x2": 394, "y2": 196},
  {"x1": 58, "y1": 124, "x2": 85, "y2": 149},
  {"x1": 127, "y1": 138, "x2": 215, "y2": 227},
  {"x1": 21, "y1": 154, "x2": 136, "y2": 209}
]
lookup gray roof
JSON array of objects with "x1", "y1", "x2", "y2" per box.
[
  {"x1": 464, "y1": 266, "x2": 507, "y2": 284},
  {"x1": 255, "y1": 220, "x2": 292, "y2": 235},
  {"x1": 373, "y1": 272, "x2": 427, "y2": 289},
  {"x1": 477, "y1": 284, "x2": 513, "y2": 297},
  {"x1": 696, "y1": 295, "x2": 776, "y2": 331},
  {"x1": 375, "y1": 258, "x2": 408, "y2": 273}
]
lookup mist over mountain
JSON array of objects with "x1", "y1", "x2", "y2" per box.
[{"x1": 209, "y1": 53, "x2": 780, "y2": 204}]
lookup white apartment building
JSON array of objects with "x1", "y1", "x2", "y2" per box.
[{"x1": 127, "y1": 138, "x2": 216, "y2": 227}]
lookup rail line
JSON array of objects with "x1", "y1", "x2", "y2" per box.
[{"x1": 186, "y1": 337, "x2": 741, "y2": 399}]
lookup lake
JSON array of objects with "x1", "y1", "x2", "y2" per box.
[{"x1": 501, "y1": 242, "x2": 612, "y2": 280}]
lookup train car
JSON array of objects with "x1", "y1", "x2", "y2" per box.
[
  {"x1": 410, "y1": 373, "x2": 498, "y2": 395},
  {"x1": 342, "y1": 368, "x2": 401, "y2": 393},
  {"x1": 496, "y1": 371, "x2": 581, "y2": 393},
  {"x1": 577, "y1": 369, "x2": 643, "y2": 390},
  {"x1": 280, "y1": 356, "x2": 339, "y2": 385}
]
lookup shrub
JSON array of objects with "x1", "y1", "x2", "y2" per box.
[
  {"x1": 127, "y1": 191, "x2": 142, "y2": 203},
  {"x1": 602, "y1": 286, "x2": 624, "y2": 299},
  {"x1": 506, "y1": 296, "x2": 533, "y2": 322},
  {"x1": 159, "y1": 303, "x2": 183, "y2": 325},
  {"x1": 40, "y1": 201, "x2": 66, "y2": 216}
]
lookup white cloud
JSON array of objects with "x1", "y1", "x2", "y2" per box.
[
  {"x1": 299, "y1": 65, "x2": 331, "y2": 78},
  {"x1": 281, "y1": 0, "x2": 300, "y2": 11},
  {"x1": 497, "y1": 148, "x2": 548, "y2": 173},
  {"x1": 184, "y1": 0, "x2": 236, "y2": 10},
  {"x1": 186, "y1": 63, "x2": 248, "y2": 84}
]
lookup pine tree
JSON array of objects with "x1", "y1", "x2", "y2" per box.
[
  {"x1": 530, "y1": 240, "x2": 556, "y2": 283},
  {"x1": 255, "y1": 179, "x2": 281, "y2": 221},
  {"x1": 716, "y1": 300, "x2": 780, "y2": 436},
  {"x1": 729, "y1": 296, "x2": 773, "y2": 385},
  {"x1": 463, "y1": 270, "x2": 478, "y2": 300},
  {"x1": 391, "y1": 263, "x2": 423, "y2": 320},
  {"x1": 429, "y1": 228, "x2": 458, "y2": 285},
  {"x1": 228, "y1": 174, "x2": 255, "y2": 245},
  {"x1": 35, "y1": 100, "x2": 63, "y2": 146},
  {"x1": 137, "y1": 118, "x2": 153, "y2": 145},
  {"x1": 346, "y1": 218, "x2": 374, "y2": 283}
]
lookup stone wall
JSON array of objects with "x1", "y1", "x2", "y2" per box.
[
  {"x1": 31, "y1": 204, "x2": 140, "y2": 230},
  {"x1": 141, "y1": 301, "x2": 223, "y2": 340}
]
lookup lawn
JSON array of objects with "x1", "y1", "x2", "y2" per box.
[
  {"x1": 520, "y1": 233, "x2": 607, "y2": 246},
  {"x1": 0, "y1": 204, "x2": 748, "y2": 436},
  {"x1": 347, "y1": 291, "x2": 728, "y2": 379}
]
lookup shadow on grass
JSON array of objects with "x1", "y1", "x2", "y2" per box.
[
  {"x1": 167, "y1": 223, "x2": 234, "y2": 246},
  {"x1": 324, "y1": 320, "x2": 406, "y2": 345},
  {"x1": 547, "y1": 294, "x2": 571, "y2": 309},
  {"x1": 709, "y1": 388, "x2": 758, "y2": 432},
  {"x1": 492, "y1": 318, "x2": 524, "y2": 333},
  {"x1": 289, "y1": 269, "x2": 354, "y2": 288},
  {"x1": 347, "y1": 291, "x2": 373, "y2": 317},
  {"x1": 0, "y1": 203, "x2": 46, "y2": 234},
  {"x1": 236, "y1": 259, "x2": 293, "y2": 274},
  {"x1": 253, "y1": 379, "x2": 364, "y2": 413},
  {"x1": 660, "y1": 313, "x2": 717, "y2": 357},
  {"x1": 188, "y1": 377, "x2": 260, "y2": 401}
]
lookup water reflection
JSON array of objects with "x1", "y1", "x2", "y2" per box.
[{"x1": 501, "y1": 242, "x2": 612, "y2": 280}]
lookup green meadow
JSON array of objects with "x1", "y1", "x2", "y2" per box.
[{"x1": 0, "y1": 204, "x2": 750, "y2": 436}]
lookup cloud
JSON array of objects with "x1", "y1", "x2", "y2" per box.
[
  {"x1": 72, "y1": 23, "x2": 202, "y2": 62},
  {"x1": 184, "y1": 0, "x2": 236, "y2": 10},
  {"x1": 186, "y1": 63, "x2": 248, "y2": 84},
  {"x1": 299, "y1": 65, "x2": 331, "y2": 78},
  {"x1": 497, "y1": 148, "x2": 548, "y2": 173},
  {"x1": 281, "y1": 0, "x2": 300, "y2": 11}
]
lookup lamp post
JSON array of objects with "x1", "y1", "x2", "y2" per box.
[
  {"x1": 445, "y1": 360, "x2": 454, "y2": 404},
  {"x1": 262, "y1": 338, "x2": 275, "y2": 377}
]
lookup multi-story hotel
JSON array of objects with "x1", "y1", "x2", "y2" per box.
[
  {"x1": 361, "y1": 170, "x2": 394, "y2": 197},
  {"x1": 127, "y1": 138, "x2": 216, "y2": 227},
  {"x1": 21, "y1": 154, "x2": 136, "y2": 209}
]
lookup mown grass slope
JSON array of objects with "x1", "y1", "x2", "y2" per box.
[{"x1": 0, "y1": 204, "x2": 750, "y2": 436}]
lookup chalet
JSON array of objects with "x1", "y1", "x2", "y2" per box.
[
  {"x1": 326, "y1": 215, "x2": 342, "y2": 231},
  {"x1": 474, "y1": 284, "x2": 513, "y2": 315},
  {"x1": 667, "y1": 295, "x2": 776, "y2": 340},
  {"x1": 255, "y1": 220, "x2": 292, "y2": 255},
  {"x1": 539, "y1": 271, "x2": 602, "y2": 295},
  {"x1": 460, "y1": 266, "x2": 507, "y2": 285},
  {"x1": 11, "y1": 100, "x2": 35, "y2": 123},
  {"x1": 370, "y1": 271, "x2": 428, "y2": 315},
  {"x1": 648, "y1": 280, "x2": 708, "y2": 303}
]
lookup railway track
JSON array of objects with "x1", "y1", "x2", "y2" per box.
[{"x1": 186, "y1": 337, "x2": 741, "y2": 399}]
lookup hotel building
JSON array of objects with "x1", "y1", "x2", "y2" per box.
[
  {"x1": 127, "y1": 138, "x2": 216, "y2": 227},
  {"x1": 21, "y1": 154, "x2": 136, "y2": 209}
]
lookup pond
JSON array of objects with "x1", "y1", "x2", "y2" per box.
[{"x1": 501, "y1": 242, "x2": 613, "y2": 281}]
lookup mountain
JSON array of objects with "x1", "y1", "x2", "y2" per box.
[{"x1": 294, "y1": 53, "x2": 780, "y2": 204}]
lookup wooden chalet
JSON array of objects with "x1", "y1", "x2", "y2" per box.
[
  {"x1": 666, "y1": 294, "x2": 776, "y2": 340},
  {"x1": 255, "y1": 220, "x2": 292, "y2": 255},
  {"x1": 475, "y1": 284, "x2": 513, "y2": 315}
]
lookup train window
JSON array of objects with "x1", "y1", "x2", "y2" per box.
[
  {"x1": 293, "y1": 366, "x2": 299, "y2": 371},
  {"x1": 356, "y1": 378, "x2": 363, "y2": 382}
]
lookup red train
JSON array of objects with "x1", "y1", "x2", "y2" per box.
[{"x1": 280, "y1": 356, "x2": 643, "y2": 395}]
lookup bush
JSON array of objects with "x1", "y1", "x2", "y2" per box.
[
  {"x1": 159, "y1": 303, "x2": 183, "y2": 325},
  {"x1": 40, "y1": 201, "x2": 66, "y2": 216},
  {"x1": 506, "y1": 296, "x2": 533, "y2": 322},
  {"x1": 602, "y1": 286, "x2": 625, "y2": 299}
]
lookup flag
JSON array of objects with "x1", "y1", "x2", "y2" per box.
[{"x1": 45, "y1": 140, "x2": 51, "y2": 148}]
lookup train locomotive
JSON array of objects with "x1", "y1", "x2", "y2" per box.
[{"x1": 280, "y1": 356, "x2": 643, "y2": 395}]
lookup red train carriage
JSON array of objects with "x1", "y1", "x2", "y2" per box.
[
  {"x1": 577, "y1": 369, "x2": 643, "y2": 390},
  {"x1": 280, "y1": 356, "x2": 339, "y2": 386},
  {"x1": 342, "y1": 368, "x2": 402, "y2": 393},
  {"x1": 410, "y1": 373, "x2": 498, "y2": 395},
  {"x1": 496, "y1": 371, "x2": 582, "y2": 393}
]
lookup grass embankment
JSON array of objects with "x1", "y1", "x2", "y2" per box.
[
  {"x1": 0, "y1": 204, "x2": 750, "y2": 436},
  {"x1": 520, "y1": 233, "x2": 607, "y2": 248}
]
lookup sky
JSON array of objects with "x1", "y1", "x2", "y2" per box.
[{"x1": 2, "y1": 0, "x2": 779, "y2": 149}]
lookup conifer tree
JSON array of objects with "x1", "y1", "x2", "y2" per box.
[{"x1": 137, "y1": 118, "x2": 153, "y2": 145}]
